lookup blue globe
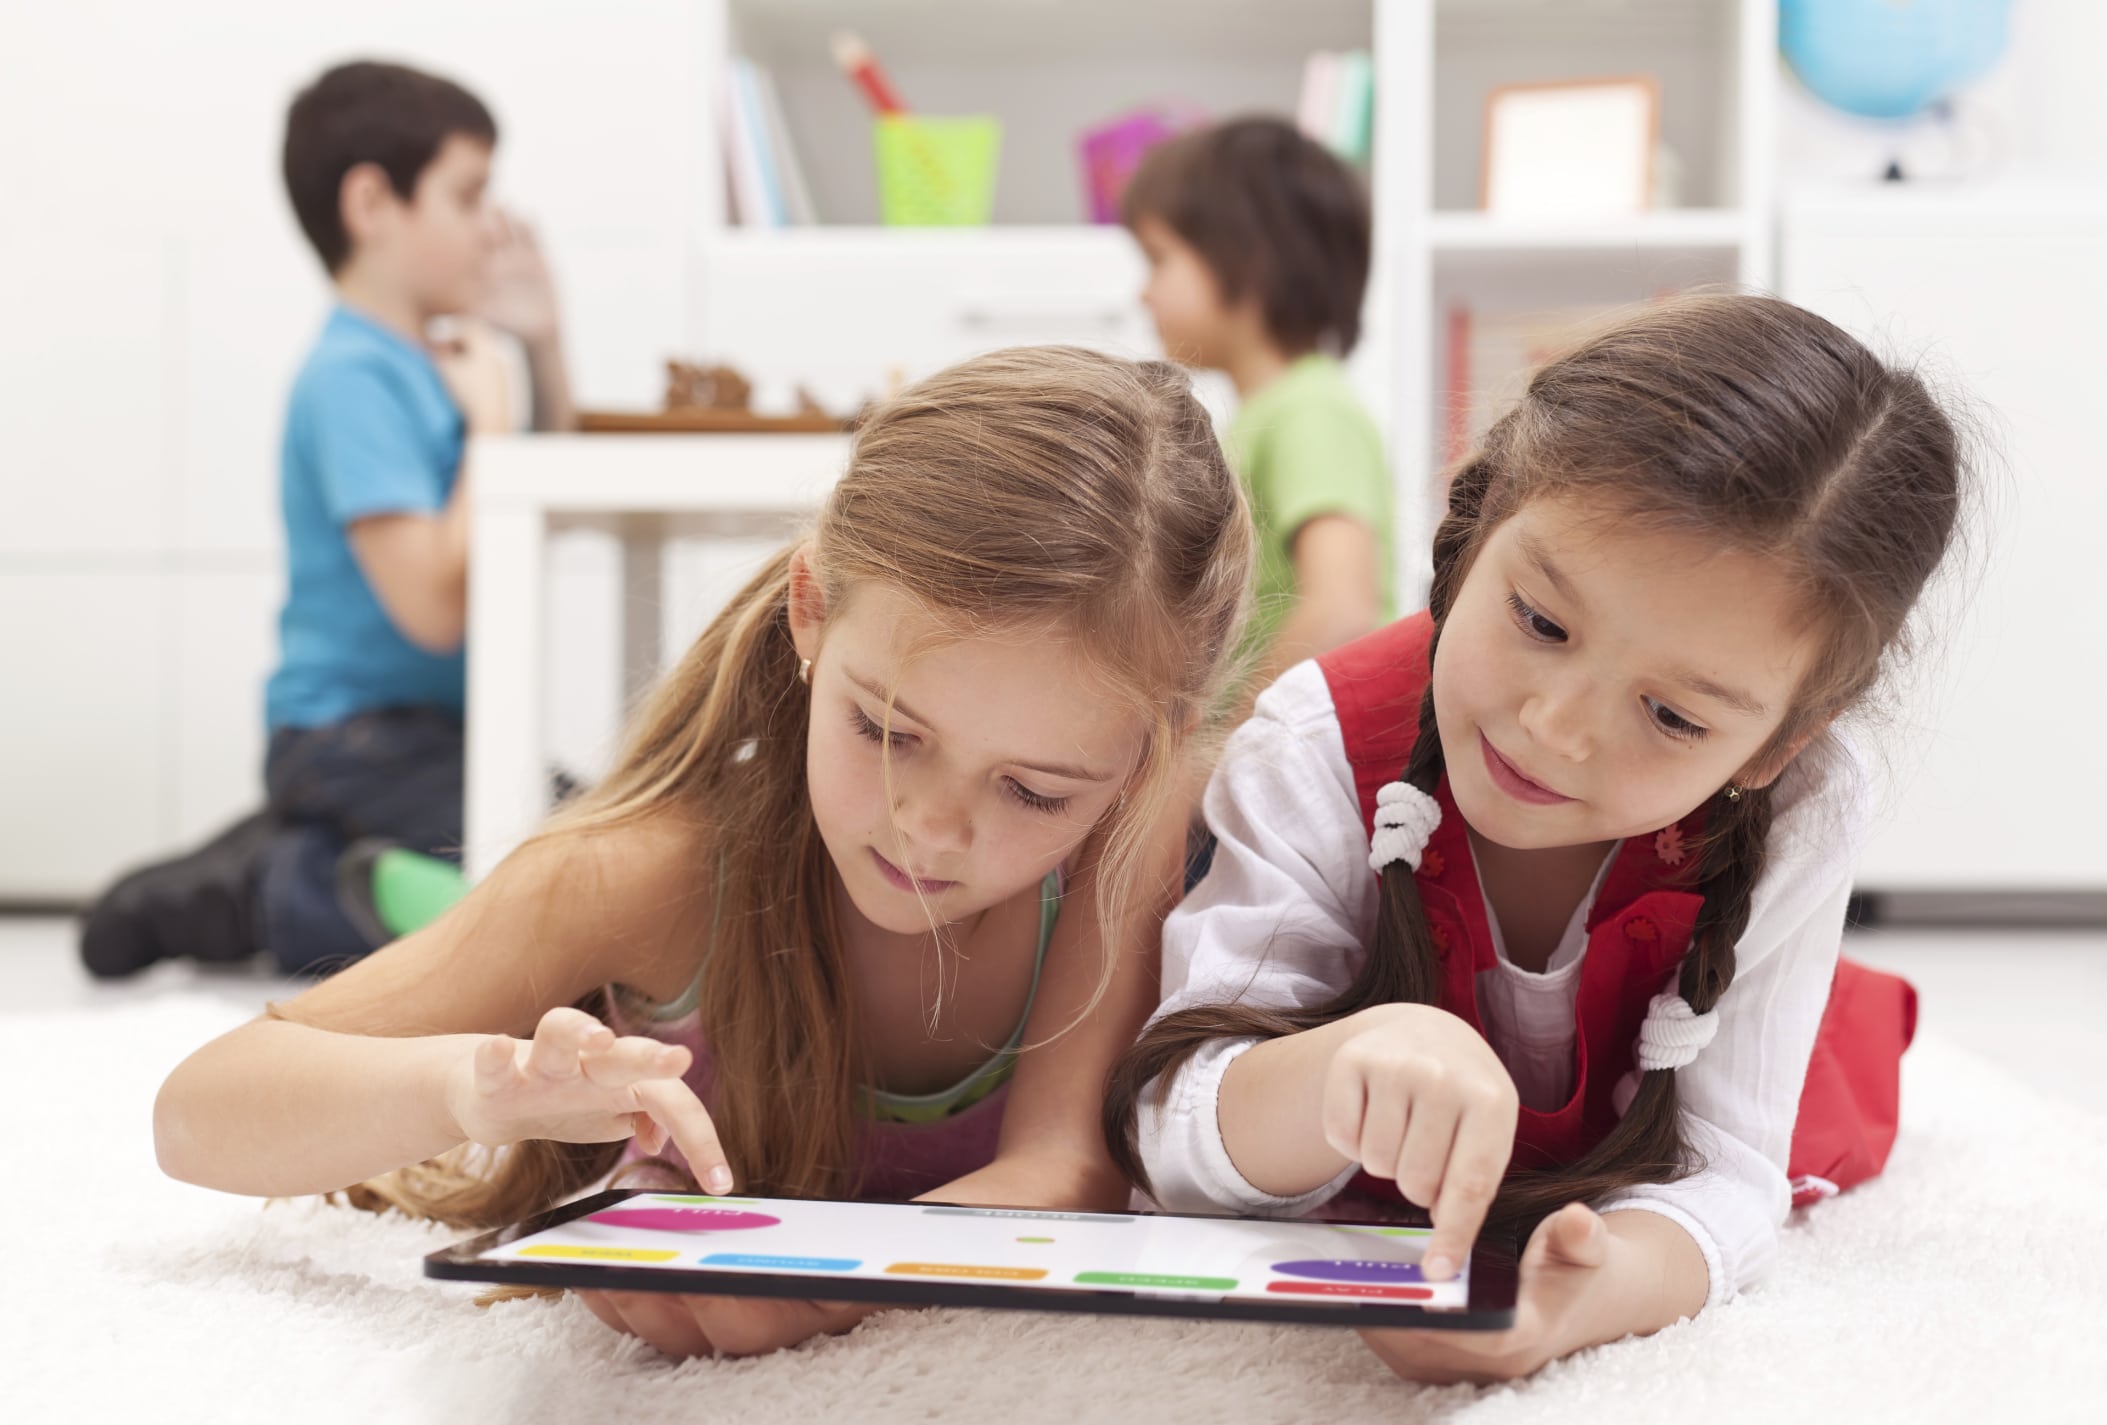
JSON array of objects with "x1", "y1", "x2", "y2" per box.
[{"x1": 1780, "y1": 0, "x2": 2012, "y2": 120}]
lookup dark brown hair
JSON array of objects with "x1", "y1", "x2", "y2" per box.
[
  {"x1": 283, "y1": 60, "x2": 497, "y2": 273},
  {"x1": 1122, "y1": 116, "x2": 1372, "y2": 357},
  {"x1": 1104, "y1": 293, "x2": 1964, "y2": 1233}
]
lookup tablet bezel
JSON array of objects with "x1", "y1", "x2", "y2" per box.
[{"x1": 423, "y1": 1188, "x2": 1520, "y2": 1330}]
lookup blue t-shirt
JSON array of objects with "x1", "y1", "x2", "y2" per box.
[{"x1": 265, "y1": 306, "x2": 467, "y2": 731}]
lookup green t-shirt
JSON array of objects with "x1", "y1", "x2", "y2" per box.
[{"x1": 1224, "y1": 353, "x2": 1396, "y2": 663}]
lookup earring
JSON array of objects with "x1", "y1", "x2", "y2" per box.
[
  {"x1": 797, "y1": 657, "x2": 812, "y2": 686},
  {"x1": 1723, "y1": 782, "x2": 1743, "y2": 802}
]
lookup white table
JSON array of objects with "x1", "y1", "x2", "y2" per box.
[{"x1": 464, "y1": 433, "x2": 852, "y2": 880}]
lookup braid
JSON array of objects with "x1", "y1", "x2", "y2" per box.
[
  {"x1": 1108, "y1": 289, "x2": 1961, "y2": 1236},
  {"x1": 1428, "y1": 452, "x2": 1499, "y2": 622},
  {"x1": 1102, "y1": 413, "x2": 1783, "y2": 1225},
  {"x1": 1487, "y1": 780, "x2": 1775, "y2": 1232},
  {"x1": 1102, "y1": 450, "x2": 1500, "y2": 1191},
  {"x1": 1681, "y1": 784, "x2": 1773, "y2": 1012}
]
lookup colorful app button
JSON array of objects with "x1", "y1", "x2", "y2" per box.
[
  {"x1": 1075, "y1": 1272, "x2": 1237, "y2": 1292},
  {"x1": 700, "y1": 1253, "x2": 860, "y2": 1272},
  {"x1": 1271, "y1": 1258, "x2": 1427, "y2": 1285},
  {"x1": 520, "y1": 1244, "x2": 681, "y2": 1263},
  {"x1": 885, "y1": 1263, "x2": 1048, "y2": 1281},
  {"x1": 1335, "y1": 1225, "x2": 1432, "y2": 1238},
  {"x1": 587, "y1": 1206, "x2": 781, "y2": 1233},
  {"x1": 922, "y1": 1207, "x2": 1124, "y2": 1223},
  {"x1": 1267, "y1": 1280, "x2": 1435, "y2": 1301}
]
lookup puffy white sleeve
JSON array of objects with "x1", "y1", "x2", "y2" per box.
[
  {"x1": 1135, "y1": 660, "x2": 1379, "y2": 1216},
  {"x1": 1596, "y1": 736, "x2": 1874, "y2": 1310}
]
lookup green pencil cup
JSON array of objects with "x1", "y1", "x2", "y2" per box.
[{"x1": 874, "y1": 115, "x2": 1001, "y2": 226}]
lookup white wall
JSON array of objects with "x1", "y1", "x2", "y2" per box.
[
  {"x1": 1783, "y1": 187, "x2": 2107, "y2": 893},
  {"x1": 6, "y1": 0, "x2": 2106, "y2": 900},
  {"x1": 0, "y1": 1, "x2": 708, "y2": 897},
  {"x1": 1772, "y1": 0, "x2": 2107, "y2": 894},
  {"x1": 1777, "y1": 0, "x2": 2107, "y2": 190}
]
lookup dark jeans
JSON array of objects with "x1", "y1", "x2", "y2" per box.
[{"x1": 257, "y1": 706, "x2": 463, "y2": 977}]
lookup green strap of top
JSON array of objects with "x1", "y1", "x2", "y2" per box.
[
  {"x1": 860, "y1": 870, "x2": 1064, "y2": 1124},
  {"x1": 625, "y1": 869, "x2": 1065, "y2": 1123}
]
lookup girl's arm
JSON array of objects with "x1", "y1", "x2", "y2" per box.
[
  {"x1": 1363, "y1": 745, "x2": 1873, "y2": 1382},
  {"x1": 1587, "y1": 737, "x2": 1871, "y2": 1311},
  {"x1": 1133, "y1": 663, "x2": 1379, "y2": 1213},
  {"x1": 934, "y1": 791, "x2": 1193, "y2": 1212},
  {"x1": 153, "y1": 816, "x2": 708, "y2": 1198},
  {"x1": 1590, "y1": 852, "x2": 1856, "y2": 1309},
  {"x1": 578, "y1": 800, "x2": 1194, "y2": 1361},
  {"x1": 1358, "y1": 1202, "x2": 1707, "y2": 1383}
]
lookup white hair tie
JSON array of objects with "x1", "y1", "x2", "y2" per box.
[
  {"x1": 1367, "y1": 780, "x2": 1442, "y2": 873},
  {"x1": 1636, "y1": 992, "x2": 1721, "y2": 1071}
]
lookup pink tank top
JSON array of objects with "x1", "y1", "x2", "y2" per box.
[{"x1": 602, "y1": 870, "x2": 1062, "y2": 1201}]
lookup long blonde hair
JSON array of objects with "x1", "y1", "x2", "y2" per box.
[{"x1": 335, "y1": 346, "x2": 1251, "y2": 1233}]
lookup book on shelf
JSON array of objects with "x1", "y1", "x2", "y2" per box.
[
  {"x1": 1443, "y1": 304, "x2": 1627, "y2": 469},
  {"x1": 750, "y1": 63, "x2": 816, "y2": 225},
  {"x1": 1297, "y1": 49, "x2": 1373, "y2": 165},
  {"x1": 1297, "y1": 52, "x2": 1338, "y2": 144},
  {"x1": 724, "y1": 56, "x2": 815, "y2": 227}
]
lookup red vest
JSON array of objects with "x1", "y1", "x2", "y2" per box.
[{"x1": 1317, "y1": 613, "x2": 1914, "y2": 1207}]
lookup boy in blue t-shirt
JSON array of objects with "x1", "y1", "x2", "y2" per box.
[{"x1": 81, "y1": 60, "x2": 573, "y2": 979}]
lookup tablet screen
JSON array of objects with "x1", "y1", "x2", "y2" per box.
[{"x1": 470, "y1": 1192, "x2": 1476, "y2": 1313}]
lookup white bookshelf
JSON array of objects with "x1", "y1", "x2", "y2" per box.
[
  {"x1": 1425, "y1": 209, "x2": 1751, "y2": 251},
  {"x1": 690, "y1": 0, "x2": 1778, "y2": 612},
  {"x1": 1387, "y1": 0, "x2": 1777, "y2": 601}
]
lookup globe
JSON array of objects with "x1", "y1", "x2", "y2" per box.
[{"x1": 1780, "y1": 0, "x2": 2013, "y2": 121}]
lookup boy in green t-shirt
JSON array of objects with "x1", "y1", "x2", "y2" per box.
[{"x1": 1123, "y1": 117, "x2": 1393, "y2": 709}]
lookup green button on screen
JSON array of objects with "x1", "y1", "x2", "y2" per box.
[{"x1": 1075, "y1": 1271, "x2": 1237, "y2": 1291}]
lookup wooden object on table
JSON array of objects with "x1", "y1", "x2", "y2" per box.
[
  {"x1": 664, "y1": 358, "x2": 753, "y2": 410},
  {"x1": 600, "y1": 358, "x2": 850, "y2": 432},
  {"x1": 578, "y1": 408, "x2": 849, "y2": 434}
]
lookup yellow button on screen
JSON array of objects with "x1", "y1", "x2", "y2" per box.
[
  {"x1": 885, "y1": 1262, "x2": 1047, "y2": 1281},
  {"x1": 519, "y1": 1245, "x2": 681, "y2": 1263}
]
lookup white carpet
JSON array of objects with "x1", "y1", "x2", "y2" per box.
[{"x1": 7, "y1": 995, "x2": 2102, "y2": 1425}]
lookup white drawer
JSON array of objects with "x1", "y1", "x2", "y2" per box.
[{"x1": 693, "y1": 228, "x2": 1161, "y2": 412}]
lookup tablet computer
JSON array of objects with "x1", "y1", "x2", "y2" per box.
[{"x1": 425, "y1": 1189, "x2": 1519, "y2": 1329}]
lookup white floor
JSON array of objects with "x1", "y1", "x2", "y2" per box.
[
  {"x1": 3, "y1": 913, "x2": 2103, "y2": 1114},
  {"x1": 6, "y1": 912, "x2": 2103, "y2": 1423}
]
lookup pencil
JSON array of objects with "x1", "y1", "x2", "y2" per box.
[{"x1": 831, "y1": 31, "x2": 907, "y2": 115}]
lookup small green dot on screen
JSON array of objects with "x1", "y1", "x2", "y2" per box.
[{"x1": 1017, "y1": 1236, "x2": 1055, "y2": 1244}]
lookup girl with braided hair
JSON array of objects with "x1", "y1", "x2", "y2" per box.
[{"x1": 1103, "y1": 293, "x2": 1965, "y2": 1381}]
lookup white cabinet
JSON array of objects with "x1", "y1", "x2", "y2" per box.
[
  {"x1": 176, "y1": 240, "x2": 321, "y2": 556},
  {"x1": 1783, "y1": 188, "x2": 2107, "y2": 893},
  {"x1": 0, "y1": 239, "x2": 176, "y2": 556},
  {"x1": 170, "y1": 566, "x2": 278, "y2": 847},
  {"x1": 0, "y1": 0, "x2": 718, "y2": 899},
  {"x1": 0, "y1": 571, "x2": 172, "y2": 898},
  {"x1": 696, "y1": 228, "x2": 1159, "y2": 407}
]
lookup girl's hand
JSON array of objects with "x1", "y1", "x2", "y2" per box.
[
  {"x1": 574, "y1": 1289, "x2": 873, "y2": 1359},
  {"x1": 444, "y1": 1006, "x2": 734, "y2": 1194},
  {"x1": 1359, "y1": 1202, "x2": 1619, "y2": 1383},
  {"x1": 1324, "y1": 1002, "x2": 1521, "y2": 1278}
]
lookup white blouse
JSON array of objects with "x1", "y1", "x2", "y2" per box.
[{"x1": 1137, "y1": 659, "x2": 1870, "y2": 1311}]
